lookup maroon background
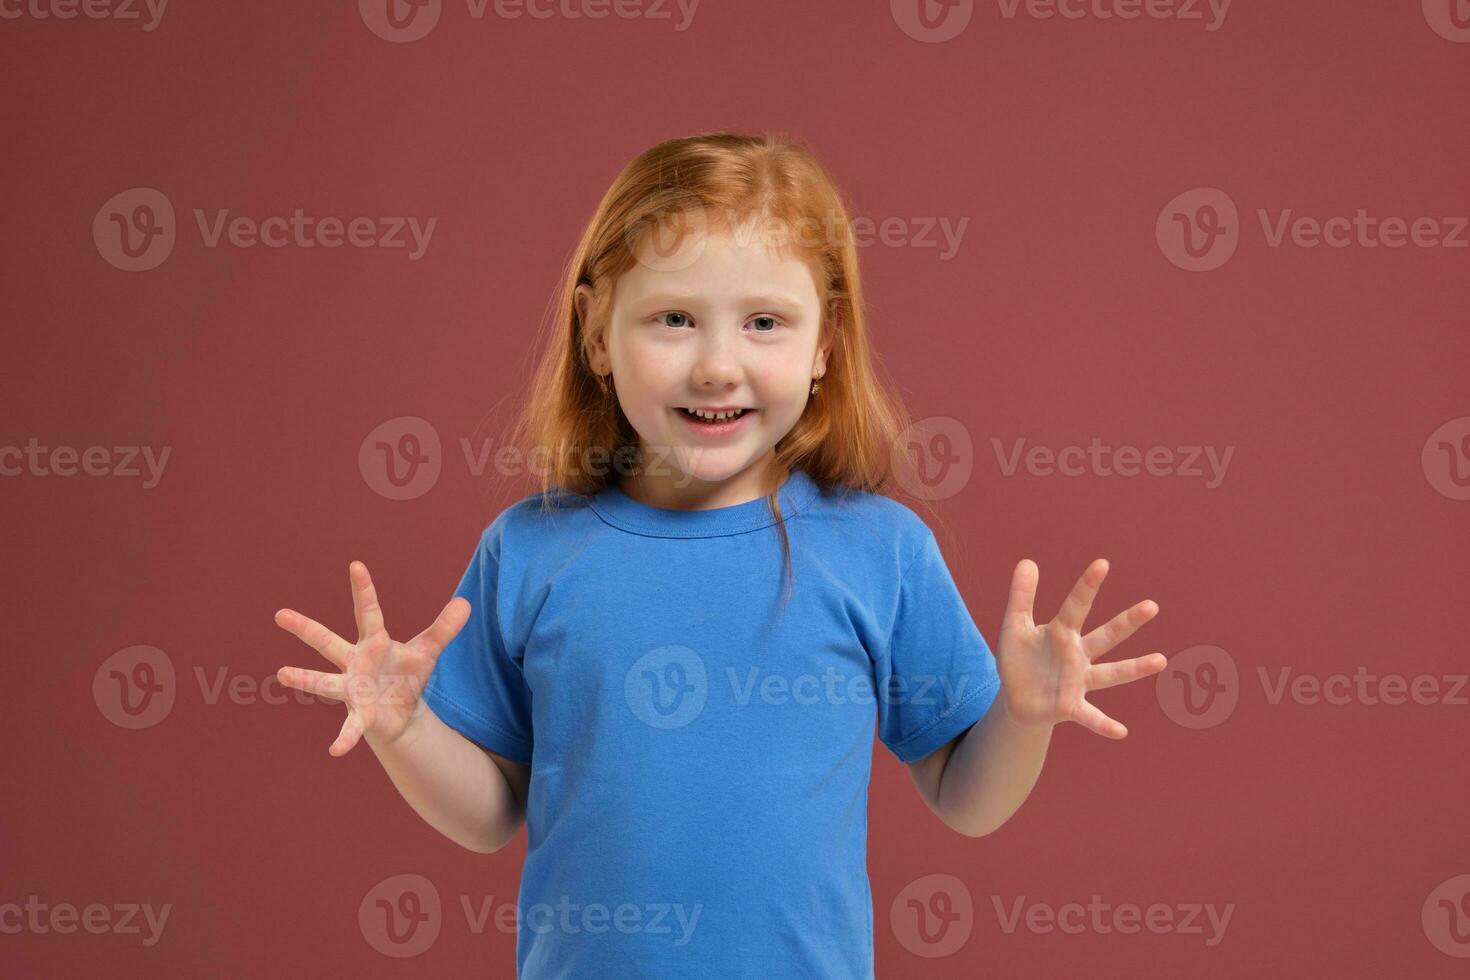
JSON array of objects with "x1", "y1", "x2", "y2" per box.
[{"x1": 4, "y1": 0, "x2": 1469, "y2": 976}]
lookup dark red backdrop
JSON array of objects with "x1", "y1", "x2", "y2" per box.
[{"x1": 3, "y1": 0, "x2": 1468, "y2": 976}]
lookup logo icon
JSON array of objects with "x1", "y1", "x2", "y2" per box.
[
  {"x1": 625, "y1": 645, "x2": 708, "y2": 729},
  {"x1": 890, "y1": 873, "x2": 973, "y2": 957},
  {"x1": 1421, "y1": 416, "x2": 1470, "y2": 500},
  {"x1": 1155, "y1": 644, "x2": 1238, "y2": 729},
  {"x1": 94, "y1": 188, "x2": 176, "y2": 272},
  {"x1": 893, "y1": 416, "x2": 974, "y2": 501},
  {"x1": 1423, "y1": 0, "x2": 1470, "y2": 42},
  {"x1": 360, "y1": 0, "x2": 442, "y2": 42},
  {"x1": 890, "y1": 0, "x2": 974, "y2": 43},
  {"x1": 1157, "y1": 188, "x2": 1239, "y2": 272},
  {"x1": 93, "y1": 645, "x2": 176, "y2": 729},
  {"x1": 359, "y1": 416, "x2": 442, "y2": 500},
  {"x1": 359, "y1": 873, "x2": 442, "y2": 957}
]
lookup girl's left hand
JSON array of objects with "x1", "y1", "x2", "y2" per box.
[{"x1": 996, "y1": 558, "x2": 1166, "y2": 739}]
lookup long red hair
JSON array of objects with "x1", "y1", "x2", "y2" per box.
[{"x1": 496, "y1": 131, "x2": 947, "y2": 596}]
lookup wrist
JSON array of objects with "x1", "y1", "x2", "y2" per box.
[
  {"x1": 366, "y1": 702, "x2": 432, "y2": 754},
  {"x1": 999, "y1": 695, "x2": 1058, "y2": 735}
]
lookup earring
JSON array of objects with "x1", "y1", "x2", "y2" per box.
[{"x1": 810, "y1": 375, "x2": 822, "y2": 396}]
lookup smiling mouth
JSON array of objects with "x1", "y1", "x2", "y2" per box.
[{"x1": 676, "y1": 407, "x2": 755, "y2": 421}]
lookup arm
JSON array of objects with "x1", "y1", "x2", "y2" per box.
[
  {"x1": 367, "y1": 706, "x2": 531, "y2": 854},
  {"x1": 907, "y1": 699, "x2": 1054, "y2": 837},
  {"x1": 909, "y1": 557, "x2": 1165, "y2": 837},
  {"x1": 274, "y1": 562, "x2": 532, "y2": 856}
]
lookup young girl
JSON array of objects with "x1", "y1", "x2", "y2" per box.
[{"x1": 274, "y1": 131, "x2": 1166, "y2": 979}]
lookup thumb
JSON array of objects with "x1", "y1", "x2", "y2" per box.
[
  {"x1": 1003, "y1": 559, "x2": 1038, "y2": 633},
  {"x1": 413, "y1": 596, "x2": 472, "y2": 659}
]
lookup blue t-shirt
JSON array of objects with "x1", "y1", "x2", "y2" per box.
[{"x1": 423, "y1": 465, "x2": 1002, "y2": 979}]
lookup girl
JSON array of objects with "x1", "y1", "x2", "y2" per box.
[{"x1": 274, "y1": 131, "x2": 1166, "y2": 979}]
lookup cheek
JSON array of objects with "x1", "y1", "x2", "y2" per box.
[
  {"x1": 755, "y1": 367, "x2": 807, "y2": 408},
  {"x1": 746, "y1": 363, "x2": 793, "y2": 394},
  {"x1": 613, "y1": 345, "x2": 676, "y2": 400}
]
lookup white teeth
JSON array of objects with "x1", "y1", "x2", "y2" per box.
[{"x1": 685, "y1": 408, "x2": 746, "y2": 421}]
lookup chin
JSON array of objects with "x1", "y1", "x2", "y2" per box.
[{"x1": 665, "y1": 449, "x2": 764, "y2": 487}]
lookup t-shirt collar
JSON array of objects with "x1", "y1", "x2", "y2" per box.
[{"x1": 588, "y1": 466, "x2": 820, "y2": 538}]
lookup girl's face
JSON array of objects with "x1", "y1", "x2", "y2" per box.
[{"x1": 580, "y1": 219, "x2": 831, "y2": 509}]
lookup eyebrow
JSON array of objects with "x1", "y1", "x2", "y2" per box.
[{"x1": 632, "y1": 291, "x2": 806, "y2": 311}]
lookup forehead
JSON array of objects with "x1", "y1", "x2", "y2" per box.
[{"x1": 615, "y1": 223, "x2": 820, "y2": 308}]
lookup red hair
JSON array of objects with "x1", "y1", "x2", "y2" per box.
[{"x1": 496, "y1": 131, "x2": 948, "y2": 597}]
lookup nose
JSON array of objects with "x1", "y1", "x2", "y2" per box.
[{"x1": 689, "y1": 323, "x2": 743, "y2": 389}]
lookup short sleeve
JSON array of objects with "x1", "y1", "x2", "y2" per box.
[
  {"x1": 876, "y1": 528, "x2": 1002, "y2": 763},
  {"x1": 422, "y1": 525, "x2": 534, "y2": 764}
]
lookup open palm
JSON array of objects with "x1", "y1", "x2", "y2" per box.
[
  {"x1": 997, "y1": 558, "x2": 1166, "y2": 739},
  {"x1": 274, "y1": 561, "x2": 470, "y2": 756}
]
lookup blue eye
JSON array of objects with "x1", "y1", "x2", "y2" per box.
[{"x1": 654, "y1": 312, "x2": 784, "y2": 331}]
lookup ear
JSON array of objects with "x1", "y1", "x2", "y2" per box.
[
  {"x1": 814, "y1": 309, "x2": 837, "y2": 378},
  {"x1": 575, "y1": 284, "x2": 610, "y2": 374},
  {"x1": 574, "y1": 283, "x2": 593, "y2": 331}
]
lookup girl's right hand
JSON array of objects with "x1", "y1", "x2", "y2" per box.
[{"x1": 274, "y1": 561, "x2": 471, "y2": 756}]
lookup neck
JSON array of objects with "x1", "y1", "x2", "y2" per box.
[{"x1": 619, "y1": 451, "x2": 788, "y2": 511}]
